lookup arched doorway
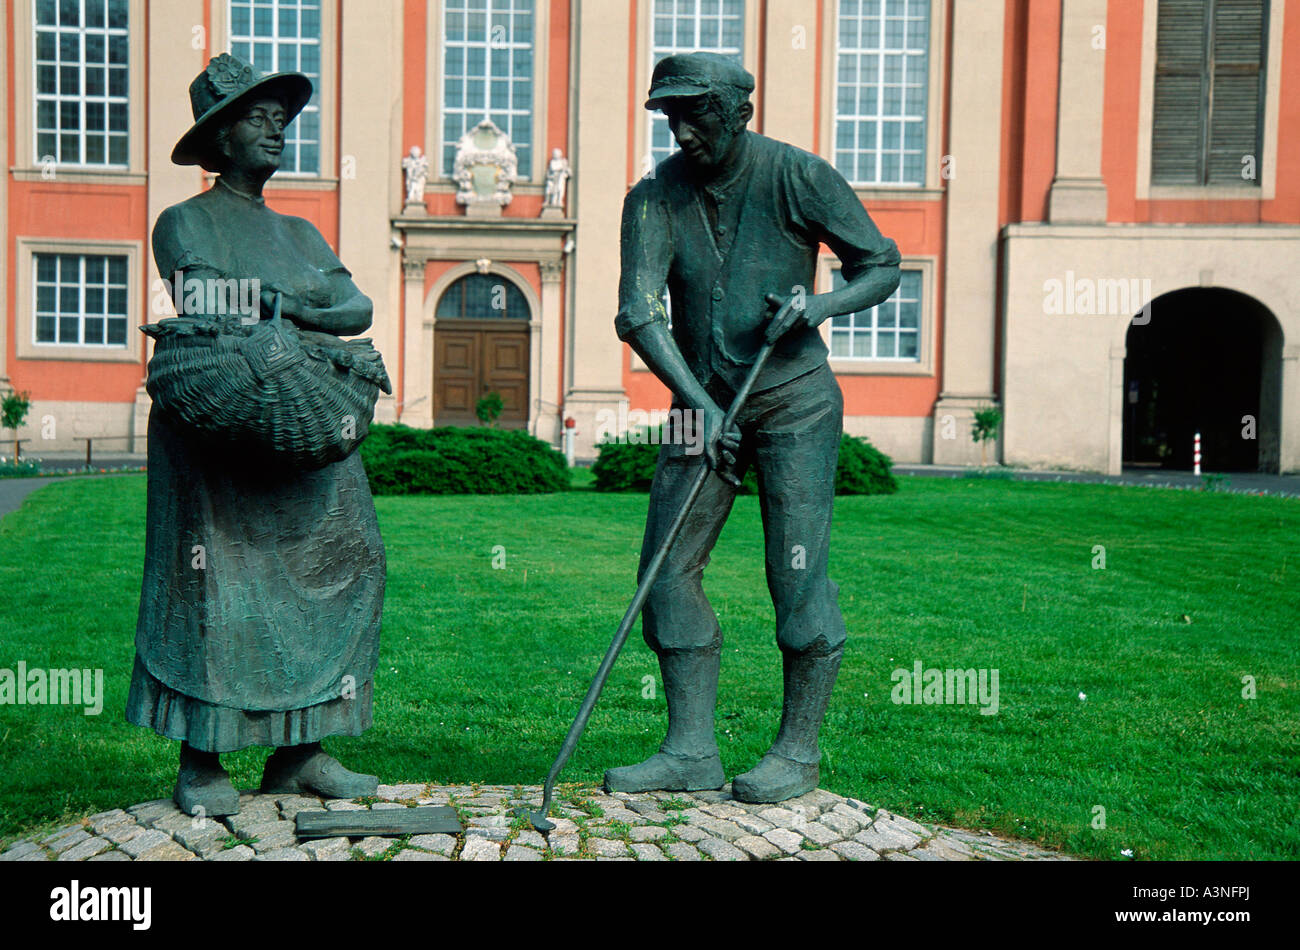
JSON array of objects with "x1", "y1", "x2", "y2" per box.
[
  {"x1": 432, "y1": 272, "x2": 531, "y2": 429},
  {"x1": 1123, "y1": 288, "x2": 1283, "y2": 473}
]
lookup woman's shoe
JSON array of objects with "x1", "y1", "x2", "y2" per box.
[
  {"x1": 174, "y1": 743, "x2": 240, "y2": 817},
  {"x1": 259, "y1": 743, "x2": 378, "y2": 799}
]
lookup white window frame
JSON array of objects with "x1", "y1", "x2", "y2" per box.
[
  {"x1": 32, "y1": 251, "x2": 131, "y2": 347},
  {"x1": 31, "y1": 0, "x2": 132, "y2": 169},
  {"x1": 819, "y1": 0, "x2": 945, "y2": 199},
  {"x1": 426, "y1": 0, "x2": 550, "y2": 188},
  {"x1": 11, "y1": 0, "x2": 146, "y2": 183},
  {"x1": 818, "y1": 254, "x2": 935, "y2": 376},
  {"x1": 15, "y1": 238, "x2": 144, "y2": 364},
  {"x1": 438, "y1": 0, "x2": 538, "y2": 178},
  {"x1": 829, "y1": 265, "x2": 921, "y2": 360},
  {"x1": 212, "y1": 0, "x2": 338, "y2": 187},
  {"x1": 831, "y1": 0, "x2": 929, "y2": 187}
]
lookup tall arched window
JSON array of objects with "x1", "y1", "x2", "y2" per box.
[{"x1": 436, "y1": 273, "x2": 530, "y2": 320}]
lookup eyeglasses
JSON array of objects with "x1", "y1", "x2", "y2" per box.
[{"x1": 242, "y1": 110, "x2": 287, "y2": 133}]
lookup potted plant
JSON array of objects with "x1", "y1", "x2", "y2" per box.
[
  {"x1": 971, "y1": 405, "x2": 1002, "y2": 468},
  {"x1": 1, "y1": 389, "x2": 31, "y2": 464}
]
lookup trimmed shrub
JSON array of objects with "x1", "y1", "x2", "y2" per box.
[
  {"x1": 590, "y1": 430, "x2": 661, "y2": 492},
  {"x1": 591, "y1": 430, "x2": 897, "y2": 495},
  {"x1": 361, "y1": 424, "x2": 570, "y2": 495},
  {"x1": 835, "y1": 433, "x2": 899, "y2": 495}
]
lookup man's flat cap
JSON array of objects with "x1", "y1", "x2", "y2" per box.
[{"x1": 645, "y1": 52, "x2": 755, "y2": 110}]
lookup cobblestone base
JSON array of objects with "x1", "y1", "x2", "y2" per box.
[{"x1": 1, "y1": 784, "x2": 1073, "y2": 862}]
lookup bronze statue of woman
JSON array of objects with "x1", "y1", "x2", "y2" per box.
[{"x1": 126, "y1": 54, "x2": 385, "y2": 817}]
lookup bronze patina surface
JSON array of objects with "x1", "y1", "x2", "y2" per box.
[
  {"x1": 127, "y1": 54, "x2": 387, "y2": 818},
  {"x1": 606, "y1": 52, "x2": 901, "y2": 803}
]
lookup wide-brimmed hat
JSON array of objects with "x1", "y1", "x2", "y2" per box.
[
  {"x1": 645, "y1": 52, "x2": 755, "y2": 111},
  {"x1": 172, "y1": 53, "x2": 313, "y2": 170}
]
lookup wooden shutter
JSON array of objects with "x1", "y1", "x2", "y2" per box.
[
  {"x1": 1151, "y1": 0, "x2": 1267, "y2": 186},
  {"x1": 1152, "y1": 0, "x2": 1211, "y2": 185},
  {"x1": 1206, "y1": 0, "x2": 1267, "y2": 184}
]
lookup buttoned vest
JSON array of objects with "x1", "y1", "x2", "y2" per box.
[{"x1": 658, "y1": 137, "x2": 830, "y2": 393}]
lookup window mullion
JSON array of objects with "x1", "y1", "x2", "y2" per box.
[
  {"x1": 79, "y1": 4, "x2": 87, "y2": 166},
  {"x1": 871, "y1": 300, "x2": 881, "y2": 359},
  {"x1": 31, "y1": 257, "x2": 39, "y2": 345},
  {"x1": 875, "y1": 20, "x2": 885, "y2": 184},
  {"x1": 77, "y1": 256, "x2": 87, "y2": 346},
  {"x1": 853, "y1": 30, "x2": 864, "y2": 184}
]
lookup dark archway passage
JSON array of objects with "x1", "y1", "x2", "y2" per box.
[{"x1": 1123, "y1": 288, "x2": 1283, "y2": 473}]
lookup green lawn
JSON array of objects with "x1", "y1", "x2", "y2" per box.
[{"x1": 1, "y1": 474, "x2": 1297, "y2": 860}]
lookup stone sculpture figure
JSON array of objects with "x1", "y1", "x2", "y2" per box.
[
  {"x1": 544, "y1": 147, "x2": 571, "y2": 209},
  {"x1": 403, "y1": 145, "x2": 428, "y2": 206},
  {"x1": 126, "y1": 53, "x2": 387, "y2": 817},
  {"x1": 605, "y1": 52, "x2": 901, "y2": 803}
]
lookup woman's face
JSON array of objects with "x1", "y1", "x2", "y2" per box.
[{"x1": 219, "y1": 97, "x2": 287, "y2": 176}]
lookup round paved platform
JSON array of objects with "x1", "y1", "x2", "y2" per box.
[{"x1": 2, "y1": 783, "x2": 1072, "y2": 862}]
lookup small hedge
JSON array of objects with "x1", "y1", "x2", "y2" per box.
[
  {"x1": 590, "y1": 435, "x2": 661, "y2": 493},
  {"x1": 360, "y1": 424, "x2": 570, "y2": 495},
  {"x1": 592, "y1": 430, "x2": 898, "y2": 495},
  {"x1": 834, "y1": 433, "x2": 899, "y2": 495}
]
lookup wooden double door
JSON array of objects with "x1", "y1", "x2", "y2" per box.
[{"x1": 433, "y1": 319, "x2": 530, "y2": 429}]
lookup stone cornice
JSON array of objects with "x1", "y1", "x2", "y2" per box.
[{"x1": 394, "y1": 214, "x2": 577, "y2": 264}]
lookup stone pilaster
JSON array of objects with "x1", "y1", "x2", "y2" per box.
[
  {"x1": 339, "y1": 0, "x2": 402, "y2": 426},
  {"x1": 932, "y1": 0, "x2": 1005, "y2": 465},
  {"x1": 142, "y1": 0, "x2": 209, "y2": 453},
  {"x1": 1047, "y1": 0, "x2": 1109, "y2": 224},
  {"x1": 401, "y1": 256, "x2": 433, "y2": 428},
  {"x1": 567, "y1": 0, "x2": 632, "y2": 461},
  {"x1": 536, "y1": 258, "x2": 565, "y2": 446}
]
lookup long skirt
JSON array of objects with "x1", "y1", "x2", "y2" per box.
[{"x1": 126, "y1": 408, "x2": 385, "y2": 753}]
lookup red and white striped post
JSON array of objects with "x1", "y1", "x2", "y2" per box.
[{"x1": 1193, "y1": 431, "x2": 1202, "y2": 477}]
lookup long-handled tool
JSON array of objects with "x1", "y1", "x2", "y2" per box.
[{"x1": 519, "y1": 320, "x2": 782, "y2": 832}]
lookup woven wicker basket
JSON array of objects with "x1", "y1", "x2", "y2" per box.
[{"x1": 142, "y1": 312, "x2": 392, "y2": 470}]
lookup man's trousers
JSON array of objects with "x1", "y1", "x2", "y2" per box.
[{"x1": 638, "y1": 362, "x2": 848, "y2": 658}]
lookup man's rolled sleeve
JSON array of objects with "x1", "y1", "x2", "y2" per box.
[
  {"x1": 788, "y1": 155, "x2": 901, "y2": 283},
  {"x1": 615, "y1": 181, "x2": 674, "y2": 342}
]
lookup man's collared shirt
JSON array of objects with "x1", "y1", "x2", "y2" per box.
[{"x1": 616, "y1": 130, "x2": 901, "y2": 392}]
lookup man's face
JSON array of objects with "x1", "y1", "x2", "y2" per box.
[
  {"x1": 663, "y1": 95, "x2": 743, "y2": 171},
  {"x1": 222, "y1": 97, "x2": 286, "y2": 175}
]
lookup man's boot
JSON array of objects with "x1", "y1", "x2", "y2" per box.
[
  {"x1": 603, "y1": 648, "x2": 725, "y2": 793},
  {"x1": 174, "y1": 742, "x2": 240, "y2": 817},
  {"x1": 259, "y1": 742, "x2": 379, "y2": 798},
  {"x1": 732, "y1": 646, "x2": 843, "y2": 803}
]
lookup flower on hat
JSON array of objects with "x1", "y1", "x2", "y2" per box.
[{"x1": 206, "y1": 54, "x2": 256, "y2": 97}]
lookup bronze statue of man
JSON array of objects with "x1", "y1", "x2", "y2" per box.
[
  {"x1": 605, "y1": 52, "x2": 900, "y2": 803},
  {"x1": 126, "y1": 54, "x2": 385, "y2": 817}
]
